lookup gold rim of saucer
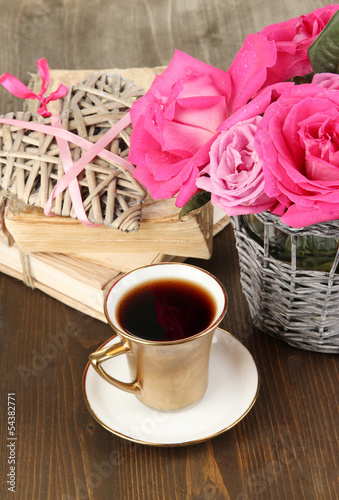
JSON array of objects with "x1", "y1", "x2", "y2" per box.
[{"x1": 82, "y1": 328, "x2": 260, "y2": 447}]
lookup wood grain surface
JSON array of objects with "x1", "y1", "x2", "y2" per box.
[{"x1": 0, "y1": 1, "x2": 338, "y2": 499}]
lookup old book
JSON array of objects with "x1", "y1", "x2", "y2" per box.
[
  {"x1": 4, "y1": 196, "x2": 214, "y2": 259},
  {"x1": 71, "y1": 206, "x2": 228, "y2": 270},
  {"x1": 0, "y1": 239, "x2": 121, "y2": 322}
]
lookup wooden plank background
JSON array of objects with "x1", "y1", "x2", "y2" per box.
[{"x1": 0, "y1": 0, "x2": 324, "y2": 114}]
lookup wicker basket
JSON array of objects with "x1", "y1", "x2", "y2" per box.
[{"x1": 231, "y1": 213, "x2": 339, "y2": 353}]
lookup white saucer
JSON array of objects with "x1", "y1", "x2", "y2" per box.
[{"x1": 83, "y1": 328, "x2": 259, "y2": 447}]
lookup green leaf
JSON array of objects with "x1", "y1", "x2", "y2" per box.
[
  {"x1": 179, "y1": 191, "x2": 211, "y2": 220},
  {"x1": 308, "y1": 10, "x2": 339, "y2": 74},
  {"x1": 291, "y1": 73, "x2": 313, "y2": 85}
]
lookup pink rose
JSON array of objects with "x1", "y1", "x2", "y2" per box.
[
  {"x1": 197, "y1": 117, "x2": 276, "y2": 215},
  {"x1": 312, "y1": 72, "x2": 339, "y2": 90},
  {"x1": 128, "y1": 43, "x2": 278, "y2": 206},
  {"x1": 255, "y1": 83, "x2": 339, "y2": 227},
  {"x1": 128, "y1": 50, "x2": 232, "y2": 206},
  {"x1": 259, "y1": 4, "x2": 339, "y2": 86}
]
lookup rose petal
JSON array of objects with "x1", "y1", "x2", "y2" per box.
[
  {"x1": 218, "y1": 82, "x2": 293, "y2": 132},
  {"x1": 280, "y1": 204, "x2": 339, "y2": 227},
  {"x1": 165, "y1": 96, "x2": 227, "y2": 132},
  {"x1": 150, "y1": 49, "x2": 233, "y2": 97},
  {"x1": 227, "y1": 33, "x2": 277, "y2": 112}
]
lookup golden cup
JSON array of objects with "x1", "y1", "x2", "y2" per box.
[{"x1": 89, "y1": 263, "x2": 227, "y2": 411}]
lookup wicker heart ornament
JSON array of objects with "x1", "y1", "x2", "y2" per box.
[{"x1": 0, "y1": 72, "x2": 147, "y2": 232}]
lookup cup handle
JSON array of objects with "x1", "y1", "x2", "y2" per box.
[{"x1": 89, "y1": 342, "x2": 141, "y2": 394}]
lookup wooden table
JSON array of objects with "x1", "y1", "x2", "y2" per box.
[{"x1": 0, "y1": 1, "x2": 338, "y2": 499}]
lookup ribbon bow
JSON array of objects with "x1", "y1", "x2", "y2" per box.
[{"x1": 0, "y1": 58, "x2": 68, "y2": 117}]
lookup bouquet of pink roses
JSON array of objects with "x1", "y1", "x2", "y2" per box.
[{"x1": 128, "y1": 4, "x2": 339, "y2": 229}]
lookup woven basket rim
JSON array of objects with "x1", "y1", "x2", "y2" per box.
[{"x1": 255, "y1": 211, "x2": 339, "y2": 237}]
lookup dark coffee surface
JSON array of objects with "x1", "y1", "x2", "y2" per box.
[{"x1": 117, "y1": 278, "x2": 216, "y2": 341}]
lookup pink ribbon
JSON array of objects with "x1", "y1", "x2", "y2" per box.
[
  {"x1": 49, "y1": 114, "x2": 97, "y2": 227},
  {"x1": 0, "y1": 58, "x2": 68, "y2": 118}
]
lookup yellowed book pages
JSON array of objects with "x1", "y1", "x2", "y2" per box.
[
  {"x1": 0, "y1": 240, "x2": 121, "y2": 322},
  {"x1": 71, "y1": 208, "x2": 228, "y2": 270},
  {"x1": 4, "y1": 196, "x2": 213, "y2": 259},
  {"x1": 64, "y1": 209, "x2": 228, "y2": 271}
]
